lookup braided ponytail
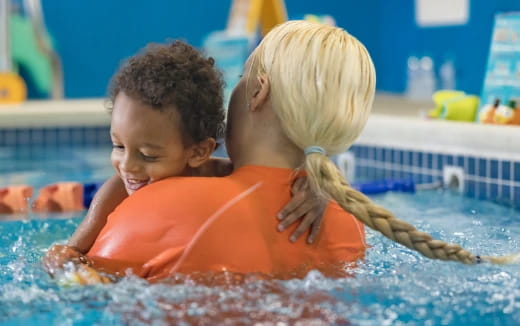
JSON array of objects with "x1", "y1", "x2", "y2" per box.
[{"x1": 305, "y1": 153, "x2": 519, "y2": 264}]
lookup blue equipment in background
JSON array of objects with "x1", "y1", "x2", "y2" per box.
[{"x1": 352, "y1": 178, "x2": 416, "y2": 195}]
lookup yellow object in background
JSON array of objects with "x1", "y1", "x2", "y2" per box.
[
  {"x1": 429, "y1": 90, "x2": 465, "y2": 118},
  {"x1": 57, "y1": 266, "x2": 111, "y2": 287},
  {"x1": 303, "y1": 14, "x2": 336, "y2": 26},
  {"x1": 443, "y1": 95, "x2": 479, "y2": 121},
  {"x1": 227, "y1": 0, "x2": 287, "y2": 36},
  {"x1": 0, "y1": 72, "x2": 27, "y2": 104},
  {"x1": 429, "y1": 90, "x2": 479, "y2": 122}
]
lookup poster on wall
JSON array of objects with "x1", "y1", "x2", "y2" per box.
[{"x1": 478, "y1": 12, "x2": 520, "y2": 125}]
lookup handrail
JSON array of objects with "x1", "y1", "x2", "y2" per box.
[
  {"x1": 0, "y1": 0, "x2": 11, "y2": 72},
  {"x1": 23, "y1": 0, "x2": 63, "y2": 99}
]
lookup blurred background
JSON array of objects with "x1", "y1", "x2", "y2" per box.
[{"x1": 4, "y1": 0, "x2": 518, "y2": 100}]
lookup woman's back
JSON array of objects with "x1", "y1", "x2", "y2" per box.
[{"x1": 87, "y1": 165, "x2": 366, "y2": 280}]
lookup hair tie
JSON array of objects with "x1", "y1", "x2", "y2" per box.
[{"x1": 304, "y1": 146, "x2": 326, "y2": 156}]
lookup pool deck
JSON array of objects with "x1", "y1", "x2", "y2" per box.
[
  {"x1": 0, "y1": 98, "x2": 109, "y2": 127},
  {"x1": 0, "y1": 94, "x2": 519, "y2": 160}
]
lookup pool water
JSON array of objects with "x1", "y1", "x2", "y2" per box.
[
  {"x1": 0, "y1": 145, "x2": 519, "y2": 325},
  {"x1": 0, "y1": 145, "x2": 113, "y2": 190}
]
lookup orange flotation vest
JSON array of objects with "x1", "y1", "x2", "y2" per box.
[{"x1": 87, "y1": 166, "x2": 366, "y2": 280}]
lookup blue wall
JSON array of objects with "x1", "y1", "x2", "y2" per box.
[
  {"x1": 41, "y1": 1, "x2": 230, "y2": 98},
  {"x1": 37, "y1": 0, "x2": 520, "y2": 98},
  {"x1": 377, "y1": 0, "x2": 520, "y2": 94}
]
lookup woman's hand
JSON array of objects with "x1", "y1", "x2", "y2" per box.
[{"x1": 277, "y1": 176, "x2": 327, "y2": 243}]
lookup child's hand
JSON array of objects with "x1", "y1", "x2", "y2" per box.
[
  {"x1": 277, "y1": 176, "x2": 327, "y2": 244},
  {"x1": 58, "y1": 265, "x2": 112, "y2": 286},
  {"x1": 42, "y1": 244, "x2": 91, "y2": 276}
]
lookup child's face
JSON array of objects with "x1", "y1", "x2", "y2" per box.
[{"x1": 110, "y1": 92, "x2": 193, "y2": 195}]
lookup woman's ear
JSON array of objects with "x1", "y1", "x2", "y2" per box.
[
  {"x1": 249, "y1": 75, "x2": 270, "y2": 112},
  {"x1": 187, "y1": 138, "x2": 217, "y2": 168}
]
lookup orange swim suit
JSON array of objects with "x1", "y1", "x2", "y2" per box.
[{"x1": 87, "y1": 165, "x2": 366, "y2": 281}]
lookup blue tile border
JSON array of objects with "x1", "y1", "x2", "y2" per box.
[
  {"x1": 349, "y1": 144, "x2": 520, "y2": 209},
  {"x1": 2, "y1": 127, "x2": 519, "y2": 208},
  {"x1": 0, "y1": 127, "x2": 111, "y2": 147}
]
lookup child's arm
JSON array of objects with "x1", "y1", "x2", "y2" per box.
[
  {"x1": 195, "y1": 157, "x2": 233, "y2": 177},
  {"x1": 277, "y1": 176, "x2": 327, "y2": 244},
  {"x1": 67, "y1": 174, "x2": 128, "y2": 253},
  {"x1": 42, "y1": 175, "x2": 127, "y2": 275}
]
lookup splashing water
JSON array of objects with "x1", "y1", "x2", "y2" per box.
[{"x1": 0, "y1": 190, "x2": 519, "y2": 325}]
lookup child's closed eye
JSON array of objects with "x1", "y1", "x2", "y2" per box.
[
  {"x1": 112, "y1": 144, "x2": 124, "y2": 150},
  {"x1": 140, "y1": 153, "x2": 159, "y2": 162}
]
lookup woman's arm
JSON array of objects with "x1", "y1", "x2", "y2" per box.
[{"x1": 67, "y1": 174, "x2": 128, "y2": 253}]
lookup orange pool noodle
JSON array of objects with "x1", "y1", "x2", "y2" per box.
[
  {"x1": 33, "y1": 182, "x2": 85, "y2": 212},
  {"x1": 0, "y1": 185, "x2": 33, "y2": 214}
]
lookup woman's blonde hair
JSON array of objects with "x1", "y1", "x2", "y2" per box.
[{"x1": 253, "y1": 20, "x2": 518, "y2": 265}]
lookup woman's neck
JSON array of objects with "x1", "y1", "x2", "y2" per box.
[{"x1": 232, "y1": 137, "x2": 304, "y2": 171}]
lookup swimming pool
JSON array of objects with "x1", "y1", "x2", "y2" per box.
[{"x1": 1, "y1": 144, "x2": 519, "y2": 325}]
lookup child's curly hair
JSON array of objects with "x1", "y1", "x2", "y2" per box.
[{"x1": 108, "y1": 41, "x2": 225, "y2": 144}]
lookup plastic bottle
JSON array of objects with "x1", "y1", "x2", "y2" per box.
[
  {"x1": 419, "y1": 56, "x2": 436, "y2": 99},
  {"x1": 439, "y1": 59, "x2": 456, "y2": 90},
  {"x1": 405, "y1": 56, "x2": 420, "y2": 99},
  {"x1": 406, "y1": 56, "x2": 436, "y2": 100}
]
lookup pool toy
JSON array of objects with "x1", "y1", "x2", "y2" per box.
[
  {"x1": 478, "y1": 98, "x2": 501, "y2": 123},
  {"x1": 429, "y1": 90, "x2": 479, "y2": 122},
  {"x1": 493, "y1": 99, "x2": 520, "y2": 125},
  {"x1": 443, "y1": 95, "x2": 479, "y2": 121},
  {"x1": 429, "y1": 90, "x2": 465, "y2": 118},
  {"x1": 0, "y1": 185, "x2": 33, "y2": 214}
]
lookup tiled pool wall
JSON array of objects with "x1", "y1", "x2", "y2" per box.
[
  {"x1": 349, "y1": 145, "x2": 520, "y2": 208},
  {"x1": 0, "y1": 127, "x2": 111, "y2": 147},
  {"x1": 1, "y1": 126, "x2": 519, "y2": 208}
]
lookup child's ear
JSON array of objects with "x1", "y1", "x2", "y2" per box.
[{"x1": 187, "y1": 138, "x2": 217, "y2": 168}]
